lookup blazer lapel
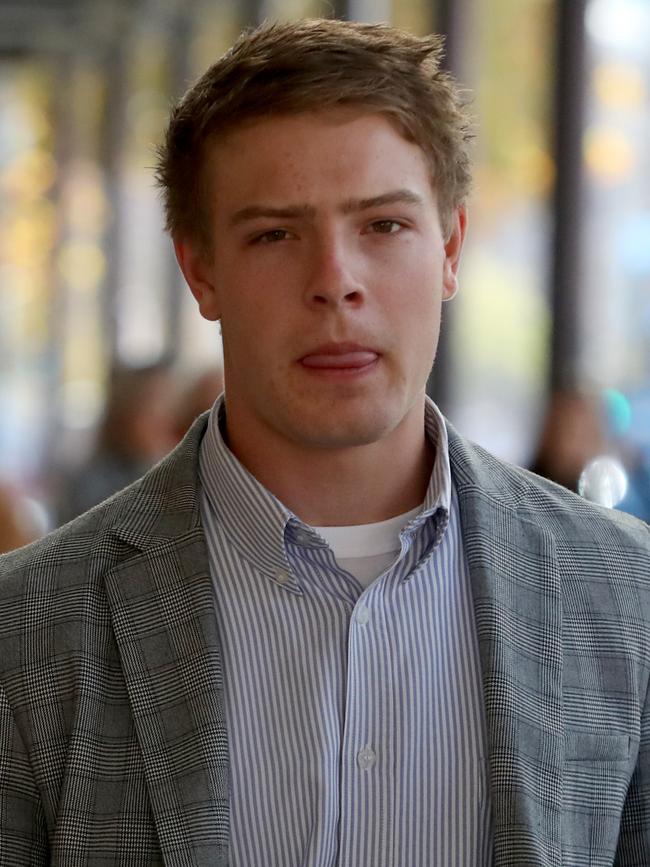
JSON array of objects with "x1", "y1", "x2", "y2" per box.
[
  {"x1": 105, "y1": 528, "x2": 229, "y2": 867},
  {"x1": 449, "y1": 429, "x2": 564, "y2": 867},
  {"x1": 100, "y1": 413, "x2": 229, "y2": 866}
]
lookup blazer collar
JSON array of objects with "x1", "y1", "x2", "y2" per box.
[
  {"x1": 107, "y1": 412, "x2": 210, "y2": 551},
  {"x1": 448, "y1": 424, "x2": 564, "y2": 867}
]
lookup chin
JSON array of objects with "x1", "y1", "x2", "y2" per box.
[{"x1": 287, "y1": 410, "x2": 400, "y2": 450}]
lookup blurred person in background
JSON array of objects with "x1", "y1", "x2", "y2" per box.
[
  {"x1": 1, "y1": 19, "x2": 650, "y2": 867},
  {"x1": 617, "y1": 442, "x2": 650, "y2": 523},
  {"x1": 172, "y1": 365, "x2": 224, "y2": 443},
  {"x1": 529, "y1": 390, "x2": 607, "y2": 493},
  {"x1": 0, "y1": 483, "x2": 41, "y2": 553},
  {"x1": 531, "y1": 389, "x2": 650, "y2": 522},
  {"x1": 616, "y1": 448, "x2": 650, "y2": 524},
  {"x1": 55, "y1": 361, "x2": 176, "y2": 524}
]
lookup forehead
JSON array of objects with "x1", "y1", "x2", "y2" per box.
[{"x1": 205, "y1": 108, "x2": 435, "y2": 209}]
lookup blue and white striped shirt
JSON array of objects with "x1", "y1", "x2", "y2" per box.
[{"x1": 199, "y1": 396, "x2": 493, "y2": 866}]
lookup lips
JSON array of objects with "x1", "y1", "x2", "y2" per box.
[{"x1": 300, "y1": 343, "x2": 379, "y2": 369}]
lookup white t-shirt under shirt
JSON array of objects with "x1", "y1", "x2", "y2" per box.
[{"x1": 313, "y1": 504, "x2": 422, "y2": 589}]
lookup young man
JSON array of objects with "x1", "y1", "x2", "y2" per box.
[{"x1": 1, "y1": 19, "x2": 649, "y2": 867}]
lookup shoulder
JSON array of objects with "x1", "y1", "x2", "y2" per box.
[
  {"x1": 447, "y1": 423, "x2": 649, "y2": 552},
  {"x1": 0, "y1": 479, "x2": 146, "y2": 619},
  {"x1": 0, "y1": 411, "x2": 210, "y2": 603}
]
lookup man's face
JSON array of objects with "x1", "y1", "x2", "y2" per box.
[{"x1": 177, "y1": 108, "x2": 466, "y2": 454}]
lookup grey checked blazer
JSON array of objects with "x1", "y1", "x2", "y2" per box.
[{"x1": 1, "y1": 414, "x2": 649, "y2": 866}]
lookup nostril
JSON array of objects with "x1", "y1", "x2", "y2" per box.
[{"x1": 308, "y1": 285, "x2": 364, "y2": 305}]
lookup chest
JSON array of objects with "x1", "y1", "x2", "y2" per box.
[{"x1": 210, "y1": 522, "x2": 492, "y2": 866}]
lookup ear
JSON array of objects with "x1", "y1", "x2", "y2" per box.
[
  {"x1": 442, "y1": 206, "x2": 468, "y2": 301},
  {"x1": 174, "y1": 238, "x2": 221, "y2": 321}
]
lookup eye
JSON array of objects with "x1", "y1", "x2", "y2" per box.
[
  {"x1": 368, "y1": 220, "x2": 403, "y2": 235},
  {"x1": 251, "y1": 228, "x2": 294, "y2": 244}
]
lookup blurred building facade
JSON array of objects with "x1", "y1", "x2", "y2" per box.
[{"x1": 0, "y1": 0, "x2": 649, "y2": 528}]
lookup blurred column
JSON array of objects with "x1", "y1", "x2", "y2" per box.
[
  {"x1": 347, "y1": 0, "x2": 390, "y2": 21},
  {"x1": 426, "y1": 0, "x2": 467, "y2": 412},
  {"x1": 436, "y1": 0, "x2": 466, "y2": 71},
  {"x1": 549, "y1": 0, "x2": 588, "y2": 390},
  {"x1": 239, "y1": 0, "x2": 264, "y2": 25},
  {"x1": 163, "y1": 0, "x2": 196, "y2": 362},
  {"x1": 100, "y1": 4, "x2": 130, "y2": 360}
]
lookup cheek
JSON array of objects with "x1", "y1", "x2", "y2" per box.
[
  {"x1": 385, "y1": 244, "x2": 443, "y2": 297},
  {"x1": 393, "y1": 283, "x2": 443, "y2": 366},
  {"x1": 220, "y1": 306, "x2": 282, "y2": 373},
  {"x1": 394, "y1": 280, "x2": 442, "y2": 326}
]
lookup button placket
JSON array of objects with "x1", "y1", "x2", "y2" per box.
[{"x1": 340, "y1": 587, "x2": 393, "y2": 864}]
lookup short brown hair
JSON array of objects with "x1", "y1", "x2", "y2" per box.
[{"x1": 156, "y1": 18, "x2": 473, "y2": 251}]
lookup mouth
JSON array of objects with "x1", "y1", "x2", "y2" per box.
[{"x1": 298, "y1": 343, "x2": 380, "y2": 378}]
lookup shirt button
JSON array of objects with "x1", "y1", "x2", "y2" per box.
[
  {"x1": 294, "y1": 530, "x2": 311, "y2": 545},
  {"x1": 355, "y1": 605, "x2": 370, "y2": 625},
  {"x1": 357, "y1": 746, "x2": 376, "y2": 770},
  {"x1": 275, "y1": 569, "x2": 290, "y2": 585}
]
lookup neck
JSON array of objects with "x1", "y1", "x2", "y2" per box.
[{"x1": 223, "y1": 400, "x2": 433, "y2": 527}]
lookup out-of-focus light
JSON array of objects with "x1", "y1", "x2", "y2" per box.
[
  {"x1": 517, "y1": 145, "x2": 556, "y2": 196},
  {"x1": 603, "y1": 388, "x2": 633, "y2": 435},
  {"x1": 0, "y1": 100, "x2": 40, "y2": 159},
  {"x1": 586, "y1": 0, "x2": 650, "y2": 56},
  {"x1": 0, "y1": 149, "x2": 57, "y2": 199},
  {"x1": 578, "y1": 455, "x2": 629, "y2": 508},
  {"x1": 593, "y1": 63, "x2": 647, "y2": 109},
  {"x1": 616, "y1": 212, "x2": 650, "y2": 277},
  {"x1": 584, "y1": 126, "x2": 635, "y2": 182},
  {"x1": 0, "y1": 263, "x2": 33, "y2": 296},
  {"x1": 189, "y1": 10, "x2": 240, "y2": 75},
  {"x1": 2, "y1": 205, "x2": 57, "y2": 264},
  {"x1": 57, "y1": 242, "x2": 106, "y2": 293},
  {"x1": 21, "y1": 496, "x2": 51, "y2": 537},
  {"x1": 630, "y1": 396, "x2": 650, "y2": 447},
  {"x1": 126, "y1": 91, "x2": 168, "y2": 154},
  {"x1": 132, "y1": 107, "x2": 168, "y2": 150},
  {"x1": 65, "y1": 161, "x2": 109, "y2": 234},
  {"x1": 60, "y1": 379, "x2": 104, "y2": 430}
]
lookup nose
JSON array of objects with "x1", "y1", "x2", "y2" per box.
[{"x1": 304, "y1": 235, "x2": 366, "y2": 308}]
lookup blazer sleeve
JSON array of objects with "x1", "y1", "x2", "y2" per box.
[
  {"x1": 616, "y1": 675, "x2": 650, "y2": 864},
  {"x1": 0, "y1": 682, "x2": 49, "y2": 865}
]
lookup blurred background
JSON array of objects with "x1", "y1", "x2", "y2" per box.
[{"x1": 0, "y1": 0, "x2": 649, "y2": 548}]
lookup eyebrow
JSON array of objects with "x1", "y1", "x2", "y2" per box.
[
  {"x1": 228, "y1": 189, "x2": 424, "y2": 227},
  {"x1": 342, "y1": 190, "x2": 424, "y2": 213}
]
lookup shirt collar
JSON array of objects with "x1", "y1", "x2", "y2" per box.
[
  {"x1": 199, "y1": 396, "x2": 297, "y2": 590},
  {"x1": 199, "y1": 395, "x2": 452, "y2": 588},
  {"x1": 422, "y1": 395, "x2": 452, "y2": 515}
]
